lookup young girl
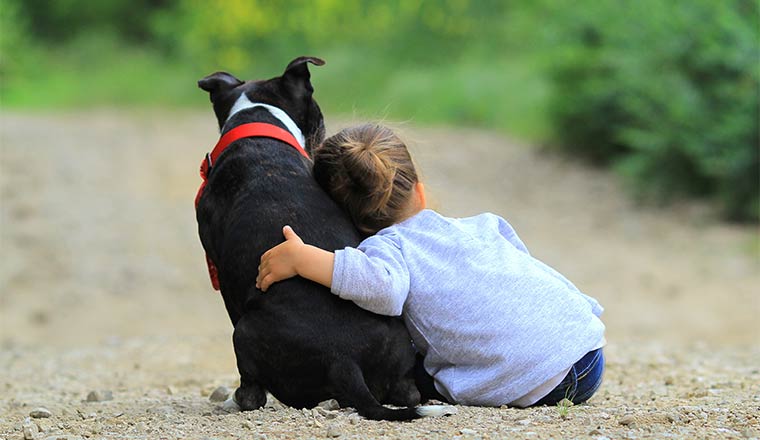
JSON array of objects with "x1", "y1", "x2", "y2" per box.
[{"x1": 256, "y1": 124, "x2": 606, "y2": 407}]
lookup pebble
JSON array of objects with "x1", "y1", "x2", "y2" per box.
[
  {"x1": 22, "y1": 417, "x2": 38, "y2": 440},
  {"x1": 30, "y1": 407, "x2": 52, "y2": 418},
  {"x1": 317, "y1": 399, "x2": 340, "y2": 411},
  {"x1": 315, "y1": 406, "x2": 338, "y2": 419},
  {"x1": 460, "y1": 428, "x2": 477, "y2": 436},
  {"x1": 326, "y1": 425, "x2": 343, "y2": 437},
  {"x1": 86, "y1": 390, "x2": 113, "y2": 402},
  {"x1": 588, "y1": 428, "x2": 602, "y2": 435},
  {"x1": 618, "y1": 414, "x2": 636, "y2": 426},
  {"x1": 242, "y1": 419, "x2": 255, "y2": 429},
  {"x1": 208, "y1": 386, "x2": 231, "y2": 402},
  {"x1": 348, "y1": 413, "x2": 360, "y2": 425}
]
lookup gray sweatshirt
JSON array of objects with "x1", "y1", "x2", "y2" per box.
[{"x1": 332, "y1": 209, "x2": 605, "y2": 406}]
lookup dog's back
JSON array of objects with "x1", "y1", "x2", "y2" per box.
[{"x1": 196, "y1": 58, "x2": 427, "y2": 420}]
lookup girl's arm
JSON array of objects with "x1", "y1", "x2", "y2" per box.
[
  {"x1": 256, "y1": 226, "x2": 334, "y2": 291},
  {"x1": 256, "y1": 226, "x2": 410, "y2": 316}
]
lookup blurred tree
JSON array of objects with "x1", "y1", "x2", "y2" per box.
[
  {"x1": 549, "y1": 0, "x2": 759, "y2": 221},
  {"x1": 17, "y1": 0, "x2": 174, "y2": 42}
]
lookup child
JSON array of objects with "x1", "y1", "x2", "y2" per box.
[{"x1": 256, "y1": 124, "x2": 606, "y2": 407}]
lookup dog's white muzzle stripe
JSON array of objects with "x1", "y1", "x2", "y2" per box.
[{"x1": 224, "y1": 94, "x2": 306, "y2": 148}]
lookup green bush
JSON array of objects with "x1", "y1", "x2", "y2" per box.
[{"x1": 548, "y1": 0, "x2": 759, "y2": 221}]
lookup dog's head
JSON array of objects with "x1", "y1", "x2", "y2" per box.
[{"x1": 198, "y1": 56, "x2": 326, "y2": 153}]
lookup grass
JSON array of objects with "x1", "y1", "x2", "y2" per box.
[
  {"x1": 1, "y1": 42, "x2": 553, "y2": 143},
  {"x1": 556, "y1": 397, "x2": 574, "y2": 419},
  {"x1": 1, "y1": 39, "x2": 201, "y2": 109}
]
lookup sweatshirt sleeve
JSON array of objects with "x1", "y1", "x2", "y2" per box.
[{"x1": 331, "y1": 234, "x2": 410, "y2": 316}]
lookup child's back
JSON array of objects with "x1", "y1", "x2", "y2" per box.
[{"x1": 332, "y1": 208, "x2": 605, "y2": 405}]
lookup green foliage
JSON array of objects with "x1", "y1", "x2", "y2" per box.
[
  {"x1": 548, "y1": 0, "x2": 759, "y2": 221},
  {"x1": 2, "y1": 0, "x2": 758, "y2": 221}
]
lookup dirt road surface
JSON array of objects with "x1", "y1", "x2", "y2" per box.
[{"x1": 1, "y1": 111, "x2": 758, "y2": 439}]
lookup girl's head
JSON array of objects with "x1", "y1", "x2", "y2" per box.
[{"x1": 314, "y1": 123, "x2": 424, "y2": 235}]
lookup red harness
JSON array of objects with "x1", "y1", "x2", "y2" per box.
[{"x1": 195, "y1": 122, "x2": 310, "y2": 290}]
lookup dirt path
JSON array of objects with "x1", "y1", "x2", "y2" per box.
[{"x1": 1, "y1": 111, "x2": 758, "y2": 439}]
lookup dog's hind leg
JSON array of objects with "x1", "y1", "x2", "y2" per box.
[
  {"x1": 232, "y1": 378, "x2": 267, "y2": 411},
  {"x1": 230, "y1": 314, "x2": 267, "y2": 411}
]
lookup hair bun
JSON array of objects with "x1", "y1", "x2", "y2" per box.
[{"x1": 313, "y1": 123, "x2": 418, "y2": 234}]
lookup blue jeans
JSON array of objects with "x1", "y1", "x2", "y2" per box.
[{"x1": 531, "y1": 348, "x2": 605, "y2": 406}]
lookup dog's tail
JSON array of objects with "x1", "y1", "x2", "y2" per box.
[
  {"x1": 362, "y1": 404, "x2": 457, "y2": 421},
  {"x1": 329, "y1": 361, "x2": 457, "y2": 421}
]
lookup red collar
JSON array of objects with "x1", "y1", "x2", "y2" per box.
[
  {"x1": 201, "y1": 122, "x2": 309, "y2": 181},
  {"x1": 195, "y1": 122, "x2": 310, "y2": 290}
]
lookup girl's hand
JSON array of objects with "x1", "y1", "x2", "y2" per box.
[{"x1": 256, "y1": 226, "x2": 305, "y2": 291}]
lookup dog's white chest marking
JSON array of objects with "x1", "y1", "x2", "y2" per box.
[{"x1": 224, "y1": 94, "x2": 306, "y2": 148}]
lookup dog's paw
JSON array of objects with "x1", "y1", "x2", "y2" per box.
[
  {"x1": 220, "y1": 396, "x2": 241, "y2": 413},
  {"x1": 416, "y1": 405, "x2": 458, "y2": 417}
]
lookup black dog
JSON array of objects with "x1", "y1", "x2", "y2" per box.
[{"x1": 196, "y1": 57, "x2": 446, "y2": 420}]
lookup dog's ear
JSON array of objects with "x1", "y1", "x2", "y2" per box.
[
  {"x1": 282, "y1": 56, "x2": 325, "y2": 97},
  {"x1": 198, "y1": 72, "x2": 243, "y2": 94}
]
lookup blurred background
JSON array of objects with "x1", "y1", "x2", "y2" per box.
[
  {"x1": 1, "y1": 0, "x2": 759, "y2": 351},
  {"x1": 2, "y1": 0, "x2": 758, "y2": 221}
]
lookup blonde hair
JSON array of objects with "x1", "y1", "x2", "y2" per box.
[{"x1": 314, "y1": 123, "x2": 419, "y2": 235}]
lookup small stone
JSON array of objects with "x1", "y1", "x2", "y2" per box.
[
  {"x1": 742, "y1": 428, "x2": 757, "y2": 438},
  {"x1": 317, "y1": 399, "x2": 340, "y2": 411},
  {"x1": 316, "y1": 406, "x2": 338, "y2": 419},
  {"x1": 166, "y1": 386, "x2": 176, "y2": 395},
  {"x1": 254, "y1": 434, "x2": 267, "y2": 440},
  {"x1": 30, "y1": 407, "x2": 52, "y2": 418},
  {"x1": 86, "y1": 390, "x2": 113, "y2": 402},
  {"x1": 664, "y1": 376, "x2": 675, "y2": 386},
  {"x1": 242, "y1": 420, "x2": 255, "y2": 429},
  {"x1": 618, "y1": 414, "x2": 635, "y2": 426},
  {"x1": 460, "y1": 428, "x2": 477, "y2": 436},
  {"x1": 588, "y1": 428, "x2": 602, "y2": 435},
  {"x1": 208, "y1": 386, "x2": 231, "y2": 402},
  {"x1": 326, "y1": 425, "x2": 342, "y2": 437},
  {"x1": 517, "y1": 418, "x2": 531, "y2": 426},
  {"x1": 22, "y1": 417, "x2": 38, "y2": 440},
  {"x1": 267, "y1": 400, "x2": 284, "y2": 410},
  {"x1": 348, "y1": 413, "x2": 360, "y2": 425}
]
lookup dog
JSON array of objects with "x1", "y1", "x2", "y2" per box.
[{"x1": 195, "y1": 57, "x2": 449, "y2": 420}]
